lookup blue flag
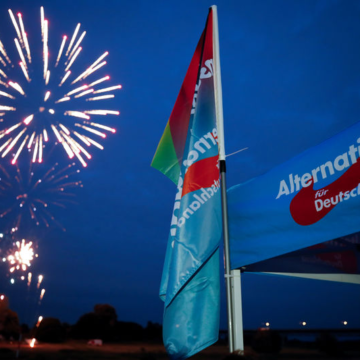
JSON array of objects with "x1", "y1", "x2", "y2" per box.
[
  {"x1": 154, "y1": 9, "x2": 222, "y2": 360},
  {"x1": 228, "y1": 120, "x2": 360, "y2": 270}
]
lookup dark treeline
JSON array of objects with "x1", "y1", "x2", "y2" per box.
[{"x1": 0, "y1": 297, "x2": 162, "y2": 343}]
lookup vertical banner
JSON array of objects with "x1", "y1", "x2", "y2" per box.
[{"x1": 152, "y1": 8, "x2": 222, "y2": 360}]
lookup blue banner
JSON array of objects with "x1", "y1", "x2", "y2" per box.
[{"x1": 228, "y1": 120, "x2": 360, "y2": 270}]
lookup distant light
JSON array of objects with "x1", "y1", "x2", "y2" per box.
[
  {"x1": 10, "y1": 279, "x2": 15, "y2": 284},
  {"x1": 0, "y1": 233, "x2": 3, "y2": 238},
  {"x1": 0, "y1": 295, "x2": 4, "y2": 300},
  {"x1": 342, "y1": 321, "x2": 348, "y2": 326},
  {"x1": 265, "y1": 322, "x2": 270, "y2": 327},
  {"x1": 302, "y1": 322, "x2": 307, "y2": 326}
]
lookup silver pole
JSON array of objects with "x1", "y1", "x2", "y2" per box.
[
  {"x1": 220, "y1": 160, "x2": 234, "y2": 352},
  {"x1": 212, "y1": 5, "x2": 244, "y2": 353},
  {"x1": 212, "y1": 5, "x2": 234, "y2": 352}
]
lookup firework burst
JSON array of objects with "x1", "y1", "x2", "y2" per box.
[
  {"x1": 0, "y1": 7, "x2": 120, "y2": 167},
  {"x1": 0, "y1": 162, "x2": 82, "y2": 230},
  {"x1": 7, "y1": 238, "x2": 35, "y2": 273}
]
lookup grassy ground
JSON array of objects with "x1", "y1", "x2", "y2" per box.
[{"x1": 0, "y1": 341, "x2": 359, "y2": 360}]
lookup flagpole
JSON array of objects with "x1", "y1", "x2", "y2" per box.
[{"x1": 212, "y1": 5, "x2": 244, "y2": 354}]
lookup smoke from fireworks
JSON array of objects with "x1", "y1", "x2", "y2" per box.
[{"x1": 0, "y1": 7, "x2": 120, "y2": 167}]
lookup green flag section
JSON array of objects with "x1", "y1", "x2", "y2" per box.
[{"x1": 151, "y1": 123, "x2": 179, "y2": 184}]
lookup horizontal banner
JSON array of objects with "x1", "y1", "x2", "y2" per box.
[{"x1": 228, "y1": 121, "x2": 360, "y2": 269}]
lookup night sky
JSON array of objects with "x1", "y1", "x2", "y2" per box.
[{"x1": 0, "y1": 0, "x2": 360, "y2": 331}]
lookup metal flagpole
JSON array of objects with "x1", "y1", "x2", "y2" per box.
[
  {"x1": 219, "y1": 159, "x2": 235, "y2": 353},
  {"x1": 212, "y1": 5, "x2": 244, "y2": 354},
  {"x1": 231, "y1": 269, "x2": 244, "y2": 351}
]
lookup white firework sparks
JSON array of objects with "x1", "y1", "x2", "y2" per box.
[
  {"x1": 0, "y1": 7, "x2": 121, "y2": 167},
  {"x1": 7, "y1": 239, "x2": 34, "y2": 272}
]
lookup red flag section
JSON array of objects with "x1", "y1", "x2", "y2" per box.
[
  {"x1": 182, "y1": 155, "x2": 219, "y2": 197},
  {"x1": 290, "y1": 160, "x2": 360, "y2": 226}
]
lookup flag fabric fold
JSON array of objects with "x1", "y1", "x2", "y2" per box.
[
  {"x1": 153, "y1": 8, "x2": 222, "y2": 360},
  {"x1": 243, "y1": 232, "x2": 360, "y2": 276},
  {"x1": 228, "y1": 120, "x2": 360, "y2": 270}
]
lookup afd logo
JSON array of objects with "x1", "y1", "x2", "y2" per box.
[
  {"x1": 169, "y1": 155, "x2": 220, "y2": 237},
  {"x1": 276, "y1": 137, "x2": 360, "y2": 226},
  {"x1": 290, "y1": 160, "x2": 360, "y2": 226},
  {"x1": 276, "y1": 138, "x2": 360, "y2": 200}
]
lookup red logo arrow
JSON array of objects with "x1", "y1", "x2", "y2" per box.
[
  {"x1": 290, "y1": 160, "x2": 360, "y2": 226},
  {"x1": 182, "y1": 155, "x2": 219, "y2": 197}
]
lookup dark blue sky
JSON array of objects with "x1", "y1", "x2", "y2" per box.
[{"x1": 0, "y1": 0, "x2": 359, "y2": 331}]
